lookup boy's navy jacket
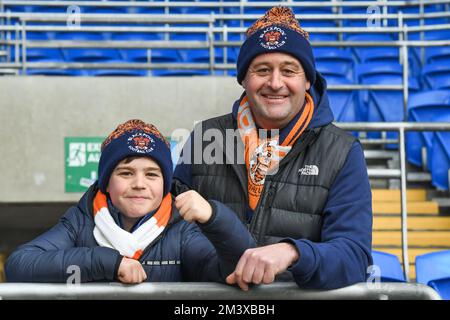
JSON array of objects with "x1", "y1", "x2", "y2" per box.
[{"x1": 5, "y1": 183, "x2": 256, "y2": 283}]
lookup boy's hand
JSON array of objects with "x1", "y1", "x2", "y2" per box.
[
  {"x1": 175, "y1": 190, "x2": 212, "y2": 224},
  {"x1": 117, "y1": 257, "x2": 147, "y2": 284}
]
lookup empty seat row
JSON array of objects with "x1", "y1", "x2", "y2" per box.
[{"x1": 373, "y1": 249, "x2": 450, "y2": 299}]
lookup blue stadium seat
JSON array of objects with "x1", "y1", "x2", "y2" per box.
[
  {"x1": 416, "y1": 250, "x2": 450, "y2": 300},
  {"x1": 425, "y1": 46, "x2": 450, "y2": 65},
  {"x1": 323, "y1": 75, "x2": 358, "y2": 122},
  {"x1": 344, "y1": 34, "x2": 398, "y2": 63},
  {"x1": 173, "y1": 6, "x2": 221, "y2": 15},
  {"x1": 26, "y1": 69, "x2": 82, "y2": 76},
  {"x1": 430, "y1": 113, "x2": 450, "y2": 190},
  {"x1": 406, "y1": 90, "x2": 450, "y2": 169},
  {"x1": 152, "y1": 69, "x2": 210, "y2": 77},
  {"x1": 371, "y1": 250, "x2": 406, "y2": 282},
  {"x1": 82, "y1": 6, "x2": 128, "y2": 14},
  {"x1": 4, "y1": 5, "x2": 33, "y2": 13},
  {"x1": 151, "y1": 49, "x2": 181, "y2": 63},
  {"x1": 422, "y1": 64, "x2": 450, "y2": 90},
  {"x1": 90, "y1": 69, "x2": 148, "y2": 77},
  {"x1": 179, "y1": 48, "x2": 228, "y2": 64},
  {"x1": 54, "y1": 32, "x2": 121, "y2": 62},
  {"x1": 313, "y1": 48, "x2": 354, "y2": 81},
  {"x1": 31, "y1": 6, "x2": 66, "y2": 13},
  {"x1": 129, "y1": 6, "x2": 165, "y2": 15},
  {"x1": 301, "y1": 20, "x2": 338, "y2": 42},
  {"x1": 11, "y1": 32, "x2": 64, "y2": 63},
  {"x1": 356, "y1": 62, "x2": 420, "y2": 148},
  {"x1": 111, "y1": 32, "x2": 164, "y2": 63}
]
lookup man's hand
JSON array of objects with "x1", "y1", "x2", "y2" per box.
[
  {"x1": 175, "y1": 190, "x2": 213, "y2": 224},
  {"x1": 226, "y1": 242, "x2": 300, "y2": 291},
  {"x1": 117, "y1": 257, "x2": 147, "y2": 284}
]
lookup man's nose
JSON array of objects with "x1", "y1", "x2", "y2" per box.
[{"x1": 267, "y1": 70, "x2": 283, "y2": 91}]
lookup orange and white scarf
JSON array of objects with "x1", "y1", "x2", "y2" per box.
[
  {"x1": 92, "y1": 190, "x2": 172, "y2": 260},
  {"x1": 237, "y1": 93, "x2": 314, "y2": 210}
]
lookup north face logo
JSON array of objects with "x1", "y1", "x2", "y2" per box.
[{"x1": 299, "y1": 165, "x2": 319, "y2": 176}]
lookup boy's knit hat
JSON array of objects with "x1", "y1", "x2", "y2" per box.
[
  {"x1": 236, "y1": 6, "x2": 316, "y2": 85},
  {"x1": 98, "y1": 119, "x2": 172, "y2": 196}
]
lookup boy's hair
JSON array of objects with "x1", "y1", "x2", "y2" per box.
[{"x1": 98, "y1": 119, "x2": 173, "y2": 195}]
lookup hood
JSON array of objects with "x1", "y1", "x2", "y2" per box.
[
  {"x1": 307, "y1": 71, "x2": 335, "y2": 129},
  {"x1": 232, "y1": 71, "x2": 335, "y2": 130}
]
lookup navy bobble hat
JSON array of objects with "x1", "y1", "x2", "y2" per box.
[
  {"x1": 98, "y1": 119, "x2": 173, "y2": 196},
  {"x1": 237, "y1": 6, "x2": 316, "y2": 85}
]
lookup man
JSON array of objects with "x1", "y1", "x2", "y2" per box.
[{"x1": 172, "y1": 6, "x2": 373, "y2": 290}]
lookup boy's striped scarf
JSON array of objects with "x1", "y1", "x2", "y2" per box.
[
  {"x1": 237, "y1": 93, "x2": 314, "y2": 210},
  {"x1": 92, "y1": 190, "x2": 172, "y2": 260}
]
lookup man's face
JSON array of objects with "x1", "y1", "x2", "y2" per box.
[
  {"x1": 242, "y1": 52, "x2": 311, "y2": 129},
  {"x1": 107, "y1": 157, "x2": 163, "y2": 223}
]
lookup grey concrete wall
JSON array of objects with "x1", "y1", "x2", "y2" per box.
[{"x1": 0, "y1": 76, "x2": 243, "y2": 202}]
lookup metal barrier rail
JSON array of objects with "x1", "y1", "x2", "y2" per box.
[
  {"x1": 0, "y1": 282, "x2": 442, "y2": 300},
  {"x1": 1, "y1": 0, "x2": 450, "y2": 9}
]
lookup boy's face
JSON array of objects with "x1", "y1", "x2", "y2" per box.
[{"x1": 107, "y1": 157, "x2": 164, "y2": 221}]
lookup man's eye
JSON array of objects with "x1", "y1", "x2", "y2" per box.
[
  {"x1": 119, "y1": 171, "x2": 132, "y2": 176},
  {"x1": 283, "y1": 69, "x2": 296, "y2": 75},
  {"x1": 256, "y1": 68, "x2": 270, "y2": 74}
]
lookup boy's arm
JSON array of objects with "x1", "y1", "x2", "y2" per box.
[
  {"x1": 5, "y1": 206, "x2": 122, "y2": 283},
  {"x1": 180, "y1": 199, "x2": 256, "y2": 282}
]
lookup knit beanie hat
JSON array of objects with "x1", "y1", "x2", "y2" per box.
[
  {"x1": 98, "y1": 119, "x2": 173, "y2": 196},
  {"x1": 237, "y1": 6, "x2": 316, "y2": 86}
]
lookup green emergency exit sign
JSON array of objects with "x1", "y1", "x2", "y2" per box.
[{"x1": 65, "y1": 137, "x2": 104, "y2": 193}]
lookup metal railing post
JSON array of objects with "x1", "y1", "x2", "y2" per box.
[
  {"x1": 14, "y1": 22, "x2": 18, "y2": 64},
  {"x1": 402, "y1": 24, "x2": 409, "y2": 122},
  {"x1": 398, "y1": 11, "x2": 403, "y2": 64},
  {"x1": 20, "y1": 18, "x2": 25, "y2": 74},
  {"x1": 208, "y1": 16, "x2": 214, "y2": 75},
  {"x1": 223, "y1": 23, "x2": 228, "y2": 76},
  {"x1": 399, "y1": 127, "x2": 410, "y2": 282},
  {"x1": 419, "y1": 0, "x2": 425, "y2": 66}
]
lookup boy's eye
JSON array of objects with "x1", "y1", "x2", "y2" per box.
[
  {"x1": 146, "y1": 172, "x2": 160, "y2": 177},
  {"x1": 118, "y1": 171, "x2": 132, "y2": 176}
]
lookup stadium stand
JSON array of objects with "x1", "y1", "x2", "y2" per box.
[
  {"x1": 416, "y1": 250, "x2": 450, "y2": 300},
  {"x1": 431, "y1": 114, "x2": 450, "y2": 190},
  {"x1": 0, "y1": 0, "x2": 450, "y2": 299},
  {"x1": 406, "y1": 90, "x2": 450, "y2": 171}
]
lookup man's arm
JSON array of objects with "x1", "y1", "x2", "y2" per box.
[
  {"x1": 176, "y1": 192, "x2": 256, "y2": 282},
  {"x1": 227, "y1": 141, "x2": 373, "y2": 290}
]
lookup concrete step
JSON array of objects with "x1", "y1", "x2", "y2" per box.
[
  {"x1": 372, "y1": 201, "x2": 439, "y2": 214},
  {"x1": 373, "y1": 231, "x2": 450, "y2": 246},
  {"x1": 373, "y1": 216, "x2": 450, "y2": 231},
  {"x1": 372, "y1": 189, "x2": 427, "y2": 202},
  {"x1": 0, "y1": 253, "x2": 5, "y2": 283}
]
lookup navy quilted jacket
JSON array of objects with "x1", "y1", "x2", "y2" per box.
[{"x1": 5, "y1": 183, "x2": 255, "y2": 283}]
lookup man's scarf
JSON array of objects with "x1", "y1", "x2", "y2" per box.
[
  {"x1": 92, "y1": 190, "x2": 172, "y2": 260},
  {"x1": 237, "y1": 93, "x2": 314, "y2": 210}
]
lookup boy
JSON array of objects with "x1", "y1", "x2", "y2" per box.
[{"x1": 5, "y1": 119, "x2": 255, "y2": 283}]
